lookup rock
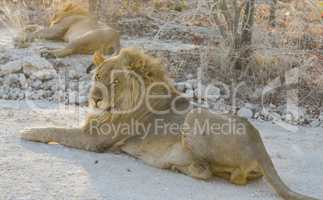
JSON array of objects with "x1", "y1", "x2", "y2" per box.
[
  {"x1": 185, "y1": 89, "x2": 194, "y2": 98},
  {"x1": 68, "y1": 91, "x2": 79, "y2": 104},
  {"x1": 0, "y1": 60, "x2": 22, "y2": 76},
  {"x1": 319, "y1": 112, "x2": 323, "y2": 121},
  {"x1": 0, "y1": 86, "x2": 10, "y2": 99},
  {"x1": 68, "y1": 69, "x2": 81, "y2": 80},
  {"x1": 193, "y1": 84, "x2": 204, "y2": 98},
  {"x1": 311, "y1": 120, "x2": 321, "y2": 127},
  {"x1": 79, "y1": 96, "x2": 88, "y2": 105},
  {"x1": 284, "y1": 113, "x2": 294, "y2": 122},
  {"x1": 174, "y1": 82, "x2": 187, "y2": 92},
  {"x1": 0, "y1": 87, "x2": 4, "y2": 99},
  {"x1": 282, "y1": 106, "x2": 306, "y2": 124},
  {"x1": 32, "y1": 69, "x2": 56, "y2": 80},
  {"x1": 22, "y1": 56, "x2": 53, "y2": 76},
  {"x1": 42, "y1": 90, "x2": 54, "y2": 98},
  {"x1": 238, "y1": 107, "x2": 253, "y2": 119},
  {"x1": 18, "y1": 91, "x2": 25, "y2": 100},
  {"x1": 205, "y1": 85, "x2": 221, "y2": 101},
  {"x1": 271, "y1": 112, "x2": 282, "y2": 121},
  {"x1": 193, "y1": 84, "x2": 220, "y2": 101},
  {"x1": 209, "y1": 98, "x2": 228, "y2": 114},
  {"x1": 42, "y1": 79, "x2": 58, "y2": 91},
  {"x1": 54, "y1": 56, "x2": 92, "y2": 76},
  {"x1": 4, "y1": 74, "x2": 18, "y2": 86},
  {"x1": 259, "y1": 108, "x2": 274, "y2": 121},
  {"x1": 0, "y1": 55, "x2": 10, "y2": 65},
  {"x1": 187, "y1": 79, "x2": 198, "y2": 90},
  {"x1": 8, "y1": 88, "x2": 21, "y2": 100},
  {"x1": 31, "y1": 90, "x2": 45, "y2": 100},
  {"x1": 31, "y1": 79, "x2": 42, "y2": 89},
  {"x1": 18, "y1": 74, "x2": 27, "y2": 89},
  {"x1": 79, "y1": 81, "x2": 91, "y2": 96},
  {"x1": 24, "y1": 89, "x2": 47, "y2": 100},
  {"x1": 69, "y1": 81, "x2": 80, "y2": 91},
  {"x1": 269, "y1": 103, "x2": 277, "y2": 109}
]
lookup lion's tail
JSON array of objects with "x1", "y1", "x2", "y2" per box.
[{"x1": 245, "y1": 121, "x2": 319, "y2": 200}]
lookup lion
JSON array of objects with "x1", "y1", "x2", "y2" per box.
[
  {"x1": 21, "y1": 48, "x2": 320, "y2": 200},
  {"x1": 14, "y1": 2, "x2": 120, "y2": 58}
]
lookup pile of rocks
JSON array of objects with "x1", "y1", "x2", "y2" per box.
[{"x1": 0, "y1": 41, "x2": 92, "y2": 104}]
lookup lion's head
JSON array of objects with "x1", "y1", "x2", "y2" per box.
[
  {"x1": 50, "y1": 2, "x2": 89, "y2": 27},
  {"x1": 89, "y1": 48, "x2": 181, "y2": 116}
]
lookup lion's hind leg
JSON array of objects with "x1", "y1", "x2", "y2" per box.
[
  {"x1": 21, "y1": 127, "x2": 110, "y2": 152},
  {"x1": 160, "y1": 143, "x2": 213, "y2": 180}
]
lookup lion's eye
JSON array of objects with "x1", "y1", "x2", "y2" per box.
[{"x1": 113, "y1": 79, "x2": 119, "y2": 84}]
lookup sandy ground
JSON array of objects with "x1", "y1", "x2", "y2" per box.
[{"x1": 0, "y1": 100, "x2": 322, "y2": 200}]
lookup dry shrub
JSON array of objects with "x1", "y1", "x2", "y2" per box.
[
  {"x1": 0, "y1": 0, "x2": 88, "y2": 29},
  {"x1": 152, "y1": 0, "x2": 188, "y2": 12}
]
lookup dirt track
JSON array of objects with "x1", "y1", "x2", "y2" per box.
[{"x1": 0, "y1": 100, "x2": 322, "y2": 200}]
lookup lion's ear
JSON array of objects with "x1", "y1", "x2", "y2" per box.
[{"x1": 93, "y1": 51, "x2": 106, "y2": 66}]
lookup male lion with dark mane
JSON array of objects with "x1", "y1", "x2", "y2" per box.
[
  {"x1": 21, "y1": 48, "x2": 320, "y2": 200},
  {"x1": 14, "y1": 2, "x2": 120, "y2": 58}
]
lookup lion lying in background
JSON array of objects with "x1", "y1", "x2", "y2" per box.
[
  {"x1": 14, "y1": 3, "x2": 120, "y2": 58},
  {"x1": 21, "y1": 48, "x2": 319, "y2": 200}
]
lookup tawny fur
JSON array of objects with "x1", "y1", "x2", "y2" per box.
[
  {"x1": 21, "y1": 48, "x2": 319, "y2": 200},
  {"x1": 14, "y1": 2, "x2": 120, "y2": 58}
]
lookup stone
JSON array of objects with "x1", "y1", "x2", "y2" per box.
[
  {"x1": 319, "y1": 112, "x2": 323, "y2": 121},
  {"x1": 311, "y1": 120, "x2": 321, "y2": 127},
  {"x1": 0, "y1": 55, "x2": 10, "y2": 65},
  {"x1": 284, "y1": 113, "x2": 294, "y2": 122},
  {"x1": 79, "y1": 81, "x2": 91, "y2": 97},
  {"x1": 187, "y1": 79, "x2": 198, "y2": 90},
  {"x1": 0, "y1": 87, "x2": 6, "y2": 99},
  {"x1": 69, "y1": 81, "x2": 80, "y2": 91},
  {"x1": 193, "y1": 84, "x2": 221, "y2": 101},
  {"x1": 205, "y1": 85, "x2": 221, "y2": 101},
  {"x1": 32, "y1": 69, "x2": 56, "y2": 81},
  {"x1": 271, "y1": 112, "x2": 282, "y2": 121},
  {"x1": 0, "y1": 60, "x2": 22, "y2": 76},
  {"x1": 185, "y1": 89, "x2": 194, "y2": 98},
  {"x1": 238, "y1": 107, "x2": 253, "y2": 119},
  {"x1": 4, "y1": 74, "x2": 17, "y2": 86},
  {"x1": 68, "y1": 69, "x2": 81, "y2": 80},
  {"x1": 42, "y1": 79, "x2": 58, "y2": 91},
  {"x1": 209, "y1": 98, "x2": 228, "y2": 114},
  {"x1": 8, "y1": 88, "x2": 21, "y2": 100},
  {"x1": 283, "y1": 106, "x2": 306, "y2": 123},
  {"x1": 68, "y1": 91, "x2": 79, "y2": 104},
  {"x1": 79, "y1": 96, "x2": 89, "y2": 105},
  {"x1": 174, "y1": 82, "x2": 187, "y2": 92},
  {"x1": 22, "y1": 56, "x2": 54, "y2": 76},
  {"x1": 18, "y1": 74, "x2": 27, "y2": 89},
  {"x1": 31, "y1": 79, "x2": 42, "y2": 89}
]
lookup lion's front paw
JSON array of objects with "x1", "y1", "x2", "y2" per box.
[{"x1": 20, "y1": 128, "x2": 38, "y2": 141}]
